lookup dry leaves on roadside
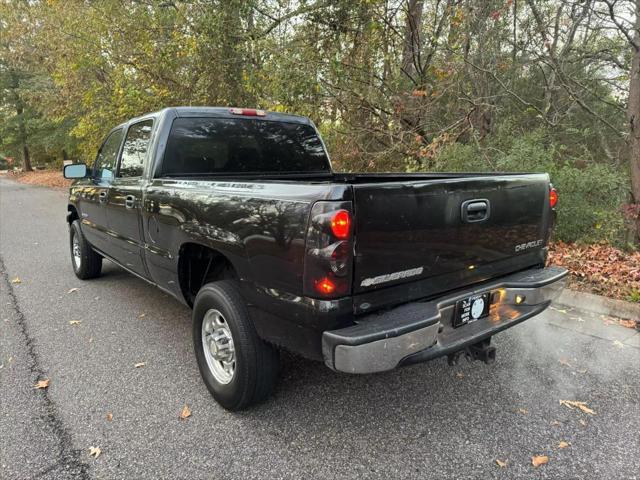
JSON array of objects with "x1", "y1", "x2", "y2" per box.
[
  {"x1": 618, "y1": 319, "x2": 637, "y2": 329},
  {"x1": 69, "y1": 320, "x2": 82, "y2": 326},
  {"x1": 495, "y1": 459, "x2": 507, "y2": 468},
  {"x1": 138, "y1": 313, "x2": 146, "y2": 319},
  {"x1": 455, "y1": 372, "x2": 464, "y2": 379},
  {"x1": 517, "y1": 408, "x2": 528, "y2": 415},
  {"x1": 531, "y1": 455, "x2": 549, "y2": 467},
  {"x1": 88, "y1": 446, "x2": 101, "y2": 458},
  {"x1": 106, "y1": 412, "x2": 113, "y2": 422},
  {"x1": 559, "y1": 400, "x2": 596, "y2": 415},
  {"x1": 34, "y1": 379, "x2": 50, "y2": 389},
  {"x1": 179, "y1": 405, "x2": 191, "y2": 420},
  {"x1": 549, "y1": 242, "x2": 640, "y2": 302},
  {"x1": 134, "y1": 362, "x2": 146, "y2": 368},
  {"x1": 11, "y1": 277, "x2": 21, "y2": 284},
  {"x1": 558, "y1": 441, "x2": 570, "y2": 449},
  {"x1": 67, "y1": 287, "x2": 79, "y2": 294},
  {"x1": 612, "y1": 340, "x2": 625, "y2": 349}
]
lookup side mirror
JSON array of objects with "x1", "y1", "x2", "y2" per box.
[{"x1": 63, "y1": 163, "x2": 88, "y2": 179}]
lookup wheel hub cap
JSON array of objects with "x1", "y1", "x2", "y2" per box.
[{"x1": 201, "y1": 309, "x2": 235, "y2": 384}]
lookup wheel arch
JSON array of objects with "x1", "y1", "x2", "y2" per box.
[{"x1": 177, "y1": 242, "x2": 238, "y2": 307}]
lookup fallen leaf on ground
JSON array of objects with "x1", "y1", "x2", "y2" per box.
[
  {"x1": 558, "y1": 357, "x2": 572, "y2": 367},
  {"x1": 518, "y1": 408, "x2": 528, "y2": 415},
  {"x1": 106, "y1": 412, "x2": 113, "y2": 422},
  {"x1": 179, "y1": 405, "x2": 191, "y2": 420},
  {"x1": 559, "y1": 400, "x2": 596, "y2": 415},
  {"x1": 612, "y1": 340, "x2": 624, "y2": 349},
  {"x1": 134, "y1": 362, "x2": 146, "y2": 368},
  {"x1": 579, "y1": 419, "x2": 587, "y2": 426},
  {"x1": 138, "y1": 313, "x2": 146, "y2": 319},
  {"x1": 558, "y1": 441, "x2": 570, "y2": 449},
  {"x1": 550, "y1": 420, "x2": 561, "y2": 426},
  {"x1": 495, "y1": 459, "x2": 507, "y2": 468},
  {"x1": 455, "y1": 372, "x2": 464, "y2": 379},
  {"x1": 531, "y1": 455, "x2": 549, "y2": 467},
  {"x1": 69, "y1": 320, "x2": 82, "y2": 325},
  {"x1": 550, "y1": 307, "x2": 568, "y2": 314},
  {"x1": 88, "y1": 446, "x2": 101, "y2": 458},
  {"x1": 67, "y1": 287, "x2": 79, "y2": 294},
  {"x1": 34, "y1": 379, "x2": 50, "y2": 389},
  {"x1": 11, "y1": 277, "x2": 22, "y2": 284},
  {"x1": 619, "y1": 319, "x2": 636, "y2": 329}
]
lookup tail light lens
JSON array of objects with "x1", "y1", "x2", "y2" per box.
[
  {"x1": 303, "y1": 201, "x2": 354, "y2": 298},
  {"x1": 549, "y1": 186, "x2": 558, "y2": 208}
]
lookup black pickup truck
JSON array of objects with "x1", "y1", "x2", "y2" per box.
[{"x1": 64, "y1": 107, "x2": 567, "y2": 410}]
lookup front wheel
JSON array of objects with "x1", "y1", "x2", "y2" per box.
[
  {"x1": 193, "y1": 280, "x2": 279, "y2": 410},
  {"x1": 69, "y1": 220, "x2": 102, "y2": 279}
]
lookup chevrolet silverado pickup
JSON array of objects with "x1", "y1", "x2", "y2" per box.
[{"x1": 64, "y1": 107, "x2": 567, "y2": 410}]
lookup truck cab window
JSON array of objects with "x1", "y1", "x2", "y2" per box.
[
  {"x1": 119, "y1": 120, "x2": 153, "y2": 178},
  {"x1": 160, "y1": 117, "x2": 330, "y2": 176},
  {"x1": 93, "y1": 128, "x2": 124, "y2": 182}
]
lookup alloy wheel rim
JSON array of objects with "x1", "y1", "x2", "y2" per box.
[
  {"x1": 72, "y1": 234, "x2": 81, "y2": 268},
  {"x1": 201, "y1": 309, "x2": 235, "y2": 384}
]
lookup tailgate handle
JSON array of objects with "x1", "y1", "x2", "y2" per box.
[{"x1": 461, "y1": 199, "x2": 490, "y2": 223}]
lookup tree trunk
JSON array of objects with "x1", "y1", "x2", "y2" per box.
[
  {"x1": 22, "y1": 144, "x2": 32, "y2": 172},
  {"x1": 401, "y1": 0, "x2": 424, "y2": 82},
  {"x1": 16, "y1": 104, "x2": 33, "y2": 172},
  {"x1": 628, "y1": 0, "x2": 640, "y2": 241}
]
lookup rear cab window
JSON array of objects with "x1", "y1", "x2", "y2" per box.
[{"x1": 159, "y1": 117, "x2": 330, "y2": 176}]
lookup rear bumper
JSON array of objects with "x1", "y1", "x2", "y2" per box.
[{"x1": 322, "y1": 266, "x2": 567, "y2": 374}]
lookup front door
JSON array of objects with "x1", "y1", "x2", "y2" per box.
[
  {"x1": 78, "y1": 128, "x2": 124, "y2": 253},
  {"x1": 105, "y1": 119, "x2": 154, "y2": 277}
]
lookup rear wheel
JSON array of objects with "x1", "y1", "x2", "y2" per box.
[
  {"x1": 193, "y1": 280, "x2": 279, "y2": 410},
  {"x1": 69, "y1": 220, "x2": 102, "y2": 279}
]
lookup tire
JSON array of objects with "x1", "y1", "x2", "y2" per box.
[
  {"x1": 69, "y1": 220, "x2": 102, "y2": 279},
  {"x1": 193, "y1": 280, "x2": 279, "y2": 411}
]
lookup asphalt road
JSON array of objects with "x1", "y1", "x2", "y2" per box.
[{"x1": 1, "y1": 177, "x2": 639, "y2": 480}]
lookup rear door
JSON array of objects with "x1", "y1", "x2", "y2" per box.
[
  {"x1": 77, "y1": 128, "x2": 124, "y2": 253},
  {"x1": 104, "y1": 119, "x2": 154, "y2": 277},
  {"x1": 352, "y1": 174, "x2": 552, "y2": 297}
]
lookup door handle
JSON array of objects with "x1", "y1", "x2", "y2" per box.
[
  {"x1": 125, "y1": 195, "x2": 136, "y2": 209},
  {"x1": 98, "y1": 191, "x2": 108, "y2": 204},
  {"x1": 461, "y1": 199, "x2": 490, "y2": 223}
]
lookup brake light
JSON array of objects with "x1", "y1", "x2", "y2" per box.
[
  {"x1": 229, "y1": 107, "x2": 266, "y2": 116},
  {"x1": 303, "y1": 201, "x2": 354, "y2": 299},
  {"x1": 330, "y1": 210, "x2": 351, "y2": 239},
  {"x1": 315, "y1": 277, "x2": 336, "y2": 295},
  {"x1": 549, "y1": 187, "x2": 558, "y2": 208}
]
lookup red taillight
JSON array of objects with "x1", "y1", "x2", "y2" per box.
[
  {"x1": 303, "y1": 202, "x2": 354, "y2": 298},
  {"x1": 229, "y1": 107, "x2": 266, "y2": 116},
  {"x1": 549, "y1": 187, "x2": 558, "y2": 208},
  {"x1": 315, "y1": 277, "x2": 336, "y2": 295},
  {"x1": 330, "y1": 210, "x2": 351, "y2": 239}
]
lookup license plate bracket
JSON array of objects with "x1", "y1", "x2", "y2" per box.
[{"x1": 453, "y1": 292, "x2": 490, "y2": 328}]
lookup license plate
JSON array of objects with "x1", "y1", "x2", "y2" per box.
[{"x1": 453, "y1": 293, "x2": 490, "y2": 328}]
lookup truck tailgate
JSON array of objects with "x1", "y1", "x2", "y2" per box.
[{"x1": 352, "y1": 174, "x2": 552, "y2": 296}]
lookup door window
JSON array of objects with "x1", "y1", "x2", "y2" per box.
[
  {"x1": 93, "y1": 129, "x2": 124, "y2": 182},
  {"x1": 119, "y1": 120, "x2": 153, "y2": 178}
]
